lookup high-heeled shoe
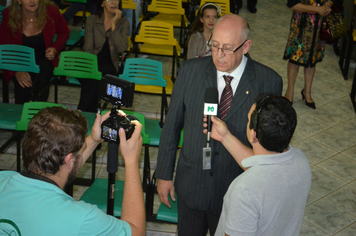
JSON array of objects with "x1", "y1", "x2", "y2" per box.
[{"x1": 301, "y1": 89, "x2": 316, "y2": 109}]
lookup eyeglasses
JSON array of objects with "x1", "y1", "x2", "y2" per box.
[{"x1": 208, "y1": 39, "x2": 248, "y2": 55}]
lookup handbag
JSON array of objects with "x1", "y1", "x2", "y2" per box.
[{"x1": 320, "y1": 12, "x2": 347, "y2": 41}]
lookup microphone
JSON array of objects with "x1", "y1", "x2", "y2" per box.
[{"x1": 204, "y1": 87, "x2": 218, "y2": 144}]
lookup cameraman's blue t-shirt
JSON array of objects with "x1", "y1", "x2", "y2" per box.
[{"x1": 0, "y1": 171, "x2": 131, "y2": 236}]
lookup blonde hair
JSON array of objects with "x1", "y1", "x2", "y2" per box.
[{"x1": 8, "y1": 0, "x2": 54, "y2": 33}]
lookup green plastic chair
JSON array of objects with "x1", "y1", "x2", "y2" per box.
[
  {"x1": 0, "y1": 103, "x2": 23, "y2": 161},
  {"x1": 53, "y1": 51, "x2": 102, "y2": 103},
  {"x1": 80, "y1": 110, "x2": 151, "y2": 217},
  {"x1": 14, "y1": 102, "x2": 66, "y2": 172},
  {"x1": 119, "y1": 58, "x2": 168, "y2": 146},
  {"x1": 0, "y1": 44, "x2": 40, "y2": 103},
  {"x1": 156, "y1": 193, "x2": 178, "y2": 223}
]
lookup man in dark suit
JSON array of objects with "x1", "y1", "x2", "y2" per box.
[{"x1": 155, "y1": 14, "x2": 283, "y2": 236}]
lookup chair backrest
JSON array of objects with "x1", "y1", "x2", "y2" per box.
[
  {"x1": 53, "y1": 51, "x2": 102, "y2": 80},
  {"x1": 147, "y1": 0, "x2": 185, "y2": 15},
  {"x1": 0, "y1": 44, "x2": 40, "y2": 73},
  {"x1": 122, "y1": 0, "x2": 136, "y2": 10},
  {"x1": 119, "y1": 58, "x2": 168, "y2": 127},
  {"x1": 15, "y1": 102, "x2": 66, "y2": 131},
  {"x1": 135, "y1": 21, "x2": 178, "y2": 46},
  {"x1": 119, "y1": 58, "x2": 167, "y2": 87},
  {"x1": 0, "y1": 5, "x2": 5, "y2": 24},
  {"x1": 197, "y1": 0, "x2": 231, "y2": 16}
]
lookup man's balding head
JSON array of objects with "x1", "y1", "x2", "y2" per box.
[{"x1": 210, "y1": 14, "x2": 251, "y2": 73}]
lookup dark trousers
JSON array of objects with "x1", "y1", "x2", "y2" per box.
[
  {"x1": 230, "y1": 0, "x2": 257, "y2": 13},
  {"x1": 13, "y1": 59, "x2": 53, "y2": 104},
  {"x1": 77, "y1": 62, "x2": 116, "y2": 112},
  {"x1": 177, "y1": 198, "x2": 221, "y2": 236}
]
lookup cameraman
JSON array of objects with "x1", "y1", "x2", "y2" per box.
[{"x1": 0, "y1": 107, "x2": 145, "y2": 236}]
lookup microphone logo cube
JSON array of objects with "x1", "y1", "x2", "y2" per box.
[{"x1": 204, "y1": 103, "x2": 218, "y2": 115}]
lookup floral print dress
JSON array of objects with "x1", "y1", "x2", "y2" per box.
[{"x1": 283, "y1": 0, "x2": 330, "y2": 67}]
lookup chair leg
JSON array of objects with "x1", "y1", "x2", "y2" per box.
[
  {"x1": 339, "y1": 36, "x2": 347, "y2": 75},
  {"x1": 351, "y1": 67, "x2": 356, "y2": 113},
  {"x1": 143, "y1": 144, "x2": 151, "y2": 193},
  {"x1": 343, "y1": 39, "x2": 353, "y2": 80},
  {"x1": 2, "y1": 75, "x2": 9, "y2": 103}
]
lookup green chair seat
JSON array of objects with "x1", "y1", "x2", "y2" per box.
[
  {"x1": 80, "y1": 111, "x2": 96, "y2": 136},
  {"x1": 145, "y1": 119, "x2": 161, "y2": 146},
  {"x1": 80, "y1": 178, "x2": 124, "y2": 217},
  {"x1": 0, "y1": 103, "x2": 23, "y2": 130},
  {"x1": 156, "y1": 193, "x2": 178, "y2": 223}
]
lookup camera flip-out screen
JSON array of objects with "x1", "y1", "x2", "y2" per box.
[
  {"x1": 100, "y1": 74, "x2": 135, "y2": 107},
  {"x1": 102, "y1": 125, "x2": 118, "y2": 142}
]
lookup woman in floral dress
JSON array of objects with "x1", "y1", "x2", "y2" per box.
[{"x1": 283, "y1": 0, "x2": 333, "y2": 109}]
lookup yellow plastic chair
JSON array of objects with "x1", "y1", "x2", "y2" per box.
[
  {"x1": 146, "y1": 0, "x2": 188, "y2": 45},
  {"x1": 134, "y1": 20, "x2": 181, "y2": 83},
  {"x1": 122, "y1": 0, "x2": 137, "y2": 38},
  {"x1": 196, "y1": 0, "x2": 231, "y2": 16}
]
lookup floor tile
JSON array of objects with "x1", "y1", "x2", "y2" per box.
[
  {"x1": 293, "y1": 138, "x2": 337, "y2": 165},
  {"x1": 300, "y1": 220, "x2": 330, "y2": 236},
  {"x1": 295, "y1": 114, "x2": 331, "y2": 137},
  {"x1": 335, "y1": 222, "x2": 356, "y2": 236},
  {"x1": 310, "y1": 128, "x2": 356, "y2": 153},
  {"x1": 304, "y1": 105, "x2": 354, "y2": 128},
  {"x1": 306, "y1": 190, "x2": 322, "y2": 206},
  {"x1": 333, "y1": 116, "x2": 356, "y2": 138},
  {"x1": 304, "y1": 199, "x2": 356, "y2": 235},
  {"x1": 325, "y1": 184, "x2": 356, "y2": 215},
  {"x1": 341, "y1": 146, "x2": 356, "y2": 161},
  {"x1": 310, "y1": 166, "x2": 347, "y2": 197},
  {"x1": 0, "y1": 153, "x2": 16, "y2": 170},
  {"x1": 317, "y1": 154, "x2": 356, "y2": 182}
]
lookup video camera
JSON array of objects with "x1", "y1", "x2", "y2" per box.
[{"x1": 99, "y1": 75, "x2": 137, "y2": 143}]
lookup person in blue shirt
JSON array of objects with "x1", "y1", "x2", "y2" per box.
[{"x1": 0, "y1": 107, "x2": 145, "y2": 236}]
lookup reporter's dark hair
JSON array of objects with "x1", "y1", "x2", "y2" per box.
[
  {"x1": 249, "y1": 93, "x2": 297, "y2": 153},
  {"x1": 22, "y1": 107, "x2": 88, "y2": 175}
]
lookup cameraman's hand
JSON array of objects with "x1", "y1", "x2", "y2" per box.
[
  {"x1": 90, "y1": 112, "x2": 111, "y2": 143},
  {"x1": 119, "y1": 120, "x2": 142, "y2": 165}
]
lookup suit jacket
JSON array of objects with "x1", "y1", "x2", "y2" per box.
[
  {"x1": 83, "y1": 14, "x2": 129, "y2": 73},
  {"x1": 0, "y1": 5, "x2": 70, "y2": 82},
  {"x1": 155, "y1": 55, "x2": 283, "y2": 214}
]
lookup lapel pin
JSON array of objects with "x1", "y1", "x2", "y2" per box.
[{"x1": 246, "y1": 91, "x2": 249, "y2": 94}]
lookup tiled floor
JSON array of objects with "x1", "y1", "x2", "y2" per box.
[{"x1": 1, "y1": 0, "x2": 356, "y2": 235}]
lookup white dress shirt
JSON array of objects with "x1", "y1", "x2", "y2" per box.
[{"x1": 217, "y1": 55, "x2": 248, "y2": 103}]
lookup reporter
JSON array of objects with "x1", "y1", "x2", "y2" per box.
[
  {"x1": 0, "y1": 107, "x2": 145, "y2": 236},
  {"x1": 203, "y1": 93, "x2": 311, "y2": 236}
]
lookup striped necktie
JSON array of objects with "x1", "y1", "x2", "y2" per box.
[{"x1": 220, "y1": 75, "x2": 233, "y2": 120}]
